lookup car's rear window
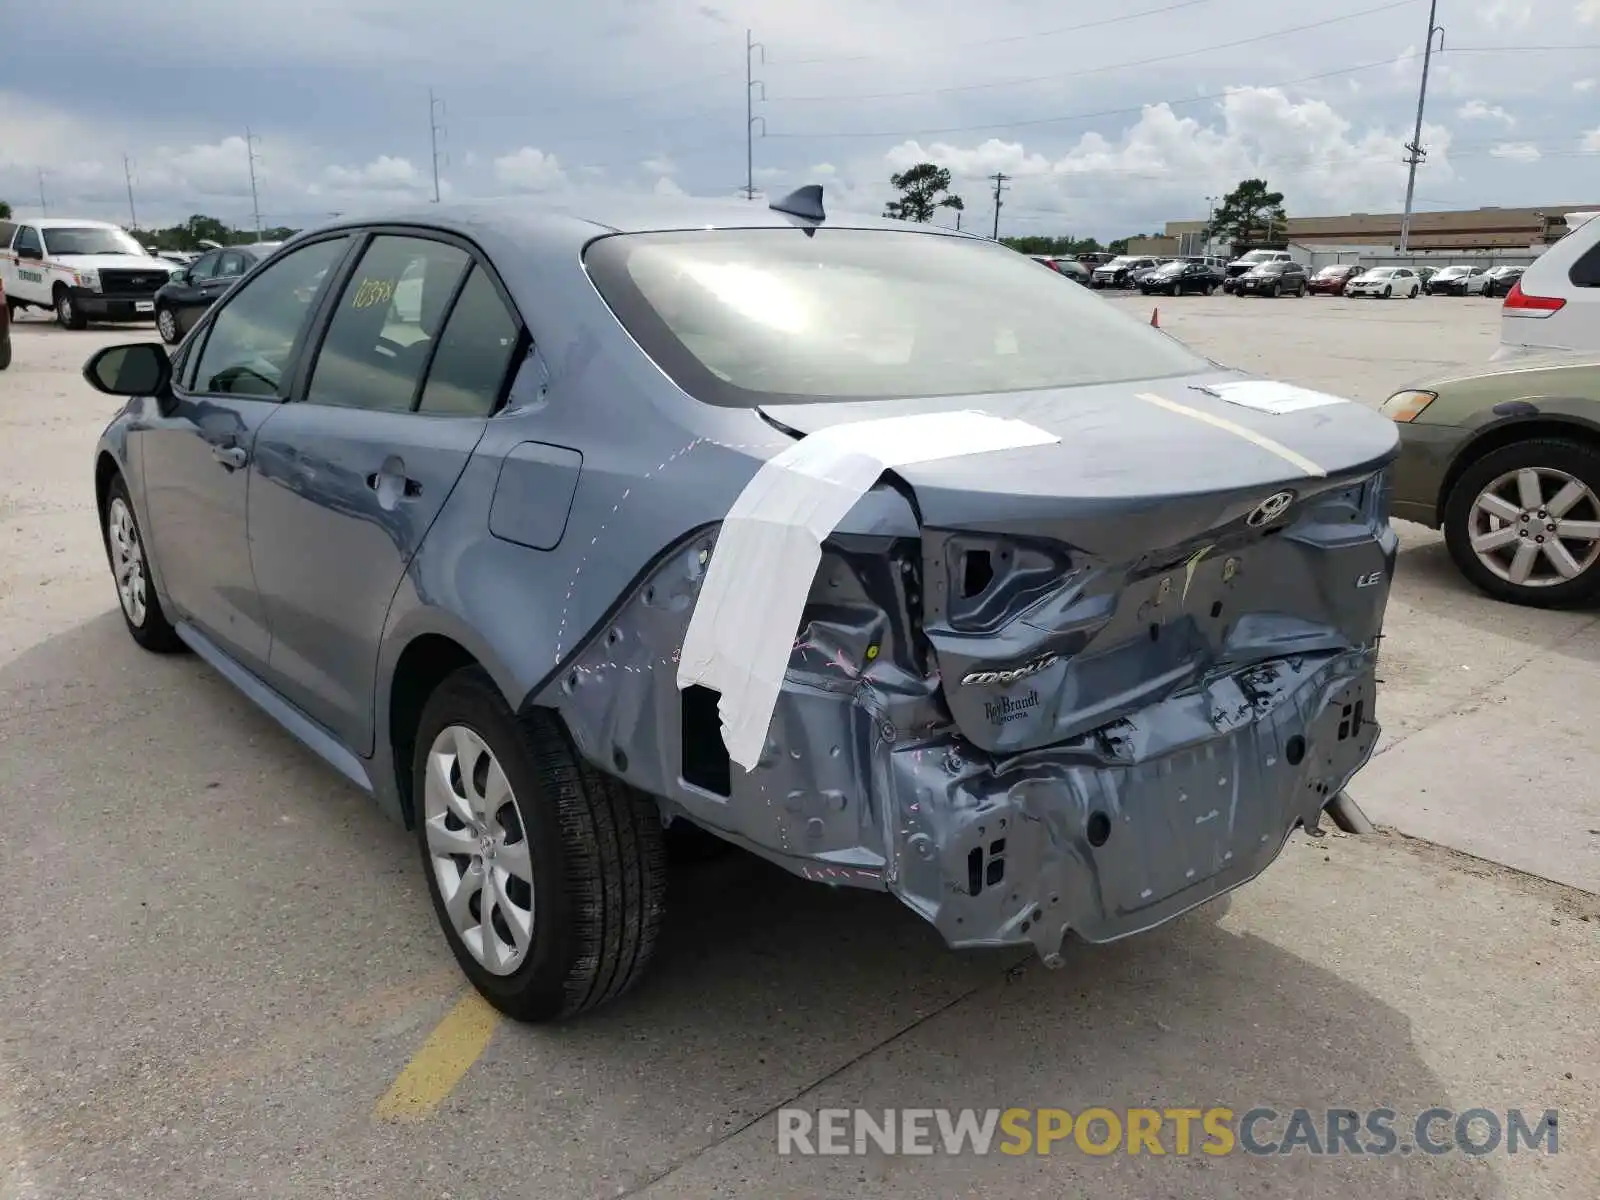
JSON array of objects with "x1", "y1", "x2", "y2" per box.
[{"x1": 582, "y1": 228, "x2": 1210, "y2": 406}]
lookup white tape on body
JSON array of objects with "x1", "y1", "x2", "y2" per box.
[
  {"x1": 1195, "y1": 380, "x2": 1350, "y2": 415},
  {"x1": 677, "y1": 410, "x2": 1059, "y2": 772}
]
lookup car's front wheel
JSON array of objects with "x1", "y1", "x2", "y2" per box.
[
  {"x1": 155, "y1": 305, "x2": 182, "y2": 345},
  {"x1": 54, "y1": 286, "x2": 87, "y2": 330},
  {"x1": 1444, "y1": 438, "x2": 1600, "y2": 608},
  {"x1": 414, "y1": 669, "x2": 667, "y2": 1022},
  {"x1": 101, "y1": 474, "x2": 184, "y2": 652}
]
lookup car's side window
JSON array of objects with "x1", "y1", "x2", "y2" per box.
[
  {"x1": 188, "y1": 252, "x2": 220, "y2": 282},
  {"x1": 303, "y1": 234, "x2": 471, "y2": 413},
  {"x1": 13, "y1": 226, "x2": 41, "y2": 255},
  {"x1": 1571, "y1": 240, "x2": 1600, "y2": 288},
  {"x1": 218, "y1": 251, "x2": 247, "y2": 278},
  {"x1": 416, "y1": 265, "x2": 523, "y2": 417},
  {"x1": 190, "y1": 236, "x2": 351, "y2": 398}
]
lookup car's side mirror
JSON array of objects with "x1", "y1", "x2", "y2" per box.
[
  {"x1": 83, "y1": 342, "x2": 172, "y2": 398},
  {"x1": 17, "y1": 246, "x2": 42, "y2": 262}
]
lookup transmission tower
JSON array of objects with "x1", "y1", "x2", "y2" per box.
[
  {"x1": 743, "y1": 31, "x2": 766, "y2": 200},
  {"x1": 429, "y1": 88, "x2": 449, "y2": 203},
  {"x1": 245, "y1": 127, "x2": 263, "y2": 239}
]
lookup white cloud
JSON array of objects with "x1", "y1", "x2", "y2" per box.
[
  {"x1": 491, "y1": 147, "x2": 568, "y2": 193},
  {"x1": 1578, "y1": 0, "x2": 1600, "y2": 23},
  {"x1": 1576, "y1": 78, "x2": 1598, "y2": 92},
  {"x1": 322, "y1": 155, "x2": 423, "y2": 189},
  {"x1": 652, "y1": 174, "x2": 686, "y2": 197},
  {"x1": 1457, "y1": 99, "x2": 1515, "y2": 125},
  {"x1": 1478, "y1": 0, "x2": 1535, "y2": 30},
  {"x1": 878, "y1": 87, "x2": 1452, "y2": 230},
  {"x1": 1582, "y1": 128, "x2": 1600, "y2": 152},
  {"x1": 1489, "y1": 142, "x2": 1541, "y2": 162},
  {"x1": 641, "y1": 155, "x2": 677, "y2": 176}
]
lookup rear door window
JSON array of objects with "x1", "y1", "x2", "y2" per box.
[
  {"x1": 415, "y1": 266, "x2": 523, "y2": 416},
  {"x1": 303, "y1": 234, "x2": 471, "y2": 413}
]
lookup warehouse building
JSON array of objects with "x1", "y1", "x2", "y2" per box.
[{"x1": 1129, "y1": 204, "x2": 1594, "y2": 259}]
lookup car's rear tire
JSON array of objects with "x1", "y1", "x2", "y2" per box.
[
  {"x1": 413, "y1": 669, "x2": 667, "y2": 1022},
  {"x1": 101, "y1": 474, "x2": 185, "y2": 653},
  {"x1": 1443, "y1": 438, "x2": 1600, "y2": 609},
  {"x1": 155, "y1": 305, "x2": 182, "y2": 345},
  {"x1": 54, "y1": 286, "x2": 87, "y2": 330},
  {"x1": 0, "y1": 334, "x2": 10, "y2": 371}
]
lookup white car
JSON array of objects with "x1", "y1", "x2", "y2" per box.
[
  {"x1": 1424, "y1": 264, "x2": 1490, "y2": 296},
  {"x1": 1346, "y1": 267, "x2": 1421, "y2": 299},
  {"x1": 0, "y1": 216, "x2": 178, "y2": 329},
  {"x1": 1494, "y1": 211, "x2": 1600, "y2": 360}
]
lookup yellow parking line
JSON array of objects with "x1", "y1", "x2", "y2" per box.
[{"x1": 373, "y1": 990, "x2": 501, "y2": 1123}]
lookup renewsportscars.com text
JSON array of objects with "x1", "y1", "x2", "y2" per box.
[{"x1": 777, "y1": 1106, "x2": 1559, "y2": 1157}]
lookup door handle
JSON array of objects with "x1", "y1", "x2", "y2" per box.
[
  {"x1": 211, "y1": 444, "x2": 248, "y2": 470},
  {"x1": 366, "y1": 456, "x2": 423, "y2": 507}
]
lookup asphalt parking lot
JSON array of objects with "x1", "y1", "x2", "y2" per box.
[{"x1": 1, "y1": 296, "x2": 1596, "y2": 1199}]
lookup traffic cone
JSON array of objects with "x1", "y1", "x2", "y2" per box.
[{"x1": 1150, "y1": 307, "x2": 1160, "y2": 327}]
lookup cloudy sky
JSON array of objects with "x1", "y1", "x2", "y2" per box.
[{"x1": 2, "y1": 0, "x2": 1598, "y2": 239}]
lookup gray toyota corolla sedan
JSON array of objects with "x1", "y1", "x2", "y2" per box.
[{"x1": 85, "y1": 188, "x2": 1400, "y2": 1022}]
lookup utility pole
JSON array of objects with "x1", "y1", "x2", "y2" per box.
[
  {"x1": 989, "y1": 172, "x2": 1010, "y2": 240},
  {"x1": 743, "y1": 30, "x2": 765, "y2": 200},
  {"x1": 123, "y1": 155, "x2": 138, "y2": 230},
  {"x1": 245, "y1": 127, "x2": 263, "y2": 240},
  {"x1": 429, "y1": 88, "x2": 448, "y2": 203},
  {"x1": 1204, "y1": 194, "x2": 1217, "y2": 255},
  {"x1": 37, "y1": 170, "x2": 47, "y2": 216},
  {"x1": 1399, "y1": 0, "x2": 1445, "y2": 253}
]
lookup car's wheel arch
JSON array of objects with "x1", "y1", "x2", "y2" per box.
[
  {"x1": 1436, "y1": 410, "x2": 1600, "y2": 519},
  {"x1": 380, "y1": 616, "x2": 525, "y2": 829}
]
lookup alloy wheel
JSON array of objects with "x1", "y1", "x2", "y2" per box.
[
  {"x1": 1468, "y1": 467, "x2": 1600, "y2": 588},
  {"x1": 423, "y1": 725, "x2": 536, "y2": 976},
  {"x1": 106, "y1": 498, "x2": 148, "y2": 626},
  {"x1": 157, "y1": 308, "x2": 179, "y2": 343}
]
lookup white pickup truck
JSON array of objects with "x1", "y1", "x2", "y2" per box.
[{"x1": 0, "y1": 216, "x2": 178, "y2": 329}]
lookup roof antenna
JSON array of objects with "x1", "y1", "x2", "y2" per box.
[{"x1": 769, "y1": 184, "x2": 825, "y2": 228}]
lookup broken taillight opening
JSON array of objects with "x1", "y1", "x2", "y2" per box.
[{"x1": 1502, "y1": 280, "x2": 1566, "y2": 315}]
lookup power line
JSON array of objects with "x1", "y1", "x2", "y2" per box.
[
  {"x1": 770, "y1": 0, "x2": 1417, "y2": 104},
  {"x1": 767, "y1": 58, "x2": 1401, "y2": 141},
  {"x1": 744, "y1": 30, "x2": 765, "y2": 200},
  {"x1": 429, "y1": 87, "x2": 448, "y2": 203},
  {"x1": 766, "y1": 0, "x2": 1215, "y2": 65},
  {"x1": 1399, "y1": 0, "x2": 1444, "y2": 252}
]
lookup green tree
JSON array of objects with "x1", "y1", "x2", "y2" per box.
[
  {"x1": 883, "y1": 163, "x2": 965, "y2": 223},
  {"x1": 1001, "y1": 235, "x2": 1104, "y2": 256},
  {"x1": 0, "y1": 200, "x2": 11, "y2": 220},
  {"x1": 1206, "y1": 179, "x2": 1288, "y2": 250}
]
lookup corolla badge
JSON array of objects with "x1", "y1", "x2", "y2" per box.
[
  {"x1": 961, "y1": 653, "x2": 1061, "y2": 688},
  {"x1": 1246, "y1": 490, "x2": 1296, "y2": 527}
]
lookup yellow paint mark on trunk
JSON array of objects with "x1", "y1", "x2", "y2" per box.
[
  {"x1": 1134, "y1": 392, "x2": 1326, "y2": 479},
  {"x1": 373, "y1": 990, "x2": 501, "y2": 1123}
]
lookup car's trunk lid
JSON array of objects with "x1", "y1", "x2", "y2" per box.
[{"x1": 760, "y1": 370, "x2": 1400, "y2": 754}]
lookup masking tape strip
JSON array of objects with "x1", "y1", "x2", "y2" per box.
[
  {"x1": 677, "y1": 410, "x2": 1059, "y2": 772},
  {"x1": 1134, "y1": 392, "x2": 1327, "y2": 478},
  {"x1": 1193, "y1": 379, "x2": 1350, "y2": 416}
]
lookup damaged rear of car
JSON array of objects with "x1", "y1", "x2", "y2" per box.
[{"x1": 568, "y1": 218, "x2": 1399, "y2": 967}]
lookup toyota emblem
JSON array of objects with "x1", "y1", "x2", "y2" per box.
[{"x1": 1246, "y1": 490, "x2": 1296, "y2": 527}]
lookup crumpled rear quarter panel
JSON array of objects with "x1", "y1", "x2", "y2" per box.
[{"x1": 539, "y1": 461, "x2": 1395, "y2": 962}]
